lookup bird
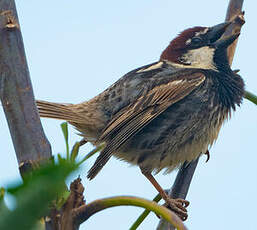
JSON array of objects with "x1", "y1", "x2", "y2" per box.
[{"x1": 37, "y1": 21, "x2": 244, "y2": 220}]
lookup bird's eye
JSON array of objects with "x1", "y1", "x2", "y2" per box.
[{"x1": 191, "y1": 37, "x2": 202, "y2": 45}]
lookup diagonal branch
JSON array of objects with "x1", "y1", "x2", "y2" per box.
[
  {"x1": 0, "y1": 1, "x2": 52, "y2": 173},
  {"x1": 0, "y1": 1, "x2": 53, "y2": 229},
  {"x1": 157, "y1": 159, "x2": 199, "y2": 230},
  {"x1": 157, "y1": 0, "x2": 245, "y2": 229}
]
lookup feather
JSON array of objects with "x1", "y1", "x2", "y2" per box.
[
  {"x1": 87, "y1": 73, "x2": 205, "y2": 179},
  {"x1": 36, "y1": 100, "x2": 85, "y2": 123}
]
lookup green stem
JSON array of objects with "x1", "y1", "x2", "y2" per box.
[
  {"x1": 77, "y1": 143, "x2": 105, "y2": 166},
  {"x1": 74, "y1": 196, "x2": 187, "y2": 230},
  {"x1": 244, "y1": 90, "x2": 257, "y2": 106},
  {"x1": 129, "y1": 193, "x2": 162, "y2": 230}
]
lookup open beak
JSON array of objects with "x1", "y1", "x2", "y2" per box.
[
  {"x1": 207, "y1": 21, "x2": 240, "y2": 49},
  {"x1": 207, "y1": 22, "x2": 231, "y2": 43},
  {"x1": 213, "y1": 33, "x2": 240, "y2": 49}
]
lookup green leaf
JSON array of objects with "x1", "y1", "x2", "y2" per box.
[
  {"x1": 56, "y1": 190, "x2": 70, "y2": 210},
  {"x1": 0, "y1": 161, "x2": 77, "y2": 230},
  {"x1": 0, "y1": 187, "x2": 5, "y2": 201},
  {"x1": 61, "y1": 122, "x2": 69, "y2": 159},
  {"x1": 34, "y1": 220, "x2": 45, "y2": 230},
  {"x1": 0, "y1": 187, "x2": 8, "y2": 214},
  {"x1": 78, "y1": 143, "x2": 105, "y2": 166},
  {"x1": 57, "y1": 153, "x2": 63, "y2": 162},
  {"x1": 70, "y1": 142, "x2": 80, "y2": 162}
]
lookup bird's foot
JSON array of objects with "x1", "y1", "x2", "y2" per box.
[{"x1": 163, "y1": 198, "x2": 189, "y2": 221}]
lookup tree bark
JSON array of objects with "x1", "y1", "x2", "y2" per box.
[
  {"x1": 0, "y1": 1, "x2": 53, "y2": 229},
  {"x1": 0, "y1": 1, "x2": 51, "y2": 173}
]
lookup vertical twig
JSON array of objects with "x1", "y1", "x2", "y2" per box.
[
  {"x1": 224, "y1": 0, "x2": 244, "y2": 65},
  {"x1": 0, "y1": 1, "x2": 52, "y2": 173},
  {"x1": 157, "y1": 0, "x2": 244, "y2": 229},
  {"x1": 157, "y1": 159, "x2": 199, "y2": 230}
]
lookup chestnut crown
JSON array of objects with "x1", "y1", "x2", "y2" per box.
[{"x1": 160, "y1": 22, "x2": 239, "y2": 70}]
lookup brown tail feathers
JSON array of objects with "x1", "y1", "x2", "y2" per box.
[
  {"x1": 37, "y1": 100, "x2": 108, "y2": 179},
  {"x1": 87, "y1": 149, "x2": 111, "y2": 180},
  {"x1": 36, "y1": 100, "x2": 85, "y2": 123}
]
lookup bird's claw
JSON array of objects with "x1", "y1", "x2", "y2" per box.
[
  {"x1": 163, "y1": 198, "x2": 189, "y2": 221},
  {"x1": 204, "y1": 150, "x2": 210, "y2": 163}
]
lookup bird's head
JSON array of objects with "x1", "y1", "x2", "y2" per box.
[{"x1": 160, "y1": 22, "x2": 239, "y2": 71}]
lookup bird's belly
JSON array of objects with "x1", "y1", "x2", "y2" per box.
[{"x1": 114, "y1": 99, "x2": 227, "y2": 173}]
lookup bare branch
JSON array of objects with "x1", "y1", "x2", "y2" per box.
[
  {"x1": 0, "y1": 1, "x2": 51, "y2": 173},
  {"x1": 60, "y1": 177, "x2": 85, "y2": 230},
  {"x1": 224, "y1": 11, "x2": 245, "y2": 65},
  {"x1": 157, "y1": 159, "x2": 199, "y2": 230},
  {"x1": 0, "y1": 1, "x2": 52, "y2": 229}
]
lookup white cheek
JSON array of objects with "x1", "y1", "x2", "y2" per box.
[{"x1": 183, "y1": 47, "x2": 217, "y2": 70}]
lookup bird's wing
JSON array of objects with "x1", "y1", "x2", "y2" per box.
[{"x1": 87, "y1": 72, "x2": 205, "y2": 179}]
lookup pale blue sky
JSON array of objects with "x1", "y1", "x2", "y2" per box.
[{"x1": 0, "y1": 1, "x2": 257, "y2": 229}]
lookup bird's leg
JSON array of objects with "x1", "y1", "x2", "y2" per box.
[{"x1": 140, "y1": 167, "x2": 189, "y2": 221}]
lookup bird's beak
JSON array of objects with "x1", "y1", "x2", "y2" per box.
[
  {"x1": 213, "y1": 33, "x2": 240, "y2": 49},
  {"x1": 207, "y1": 22, "x2": 231, "y2": 43},
  {"x1": 207, "y1": 21, "x2": 240, "y2": 49}
]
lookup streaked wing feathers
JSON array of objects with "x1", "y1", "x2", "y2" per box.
[{"x1": 87, "y1": 72, "x2": 205, "y2": 179}]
